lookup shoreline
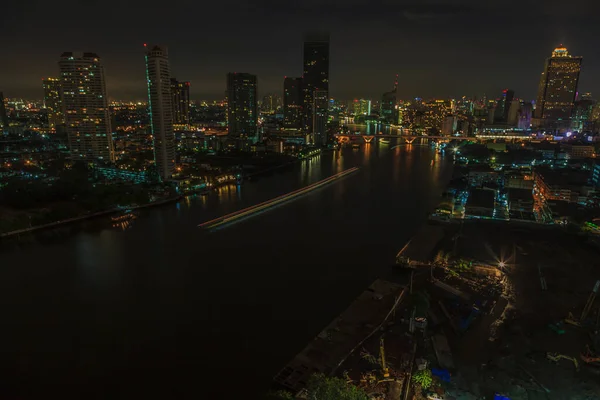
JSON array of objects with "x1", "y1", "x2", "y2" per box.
[{"x1": 0, "y1": 149, "x2": 329, "y2": 239}]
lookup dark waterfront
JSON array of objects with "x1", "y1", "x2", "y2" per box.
[{"x1": 0, "y1": 142, "x2": 452, "y2": 398}]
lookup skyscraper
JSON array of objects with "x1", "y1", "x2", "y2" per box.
[
  {"x1": 534, "y1": 46, "x2": 582, "y2": 127},
  {"x1": 261, "y1": 94, "x2": 280, "y2": 114},
  {"x1": 42, "y1": 77, "x2": 64, "y2": 130},
  {"x1": 500, "y1": 89, "x2": 515, "y2": 122},
  {"x1": 312, "y1": 89, "x2": 328, "y2": 145},
  {"x1": 170, "y1": 78, "x2": 190, "y2": 126},
  {"x1": 145, "y1": 45, "x2": 176, "y2": 181},
  {"x1": 0, "y1": 92, "x2": 8, "y2": 134},
  {"x1": 381, "y1": 75, "x2": 398, "y2": 125},
  {"x1": 302, "y1": 33, "x2": 329, "y2": 136},
  {"x1": 283, "y1": 77, "x2": 303, "y2": 129},
  {"x1": 227, "y1": 72, "x2": 257, "y2": 139},
  {"x1": 59, "y1": 52, "x2": 114, "y2": 162},
  {"x1": 352, "y1": 99, "x2": 371, "y2": 116}
]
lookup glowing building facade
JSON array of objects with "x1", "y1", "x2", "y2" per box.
[
  {"x1": 59, "y1": 52, "x2": 114, "y2": 162},
  {"x1": 534, "y1": 46, "x2": 582, "y2": 127}
]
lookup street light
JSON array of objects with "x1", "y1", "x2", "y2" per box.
[{"x1": 498, "y1": 261, "x2": 506, "y2": 268}]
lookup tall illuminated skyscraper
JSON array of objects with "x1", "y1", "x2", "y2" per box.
[
  {"x1": 145, "y1": 45, "x2": 176, "y2": 181},
  {"x1": 381, "y1": 75, "x2": 398, "y2": 125},
  {"x1": 312, "y1": 89, "x2": 328, "y2": 145},
  {"x1": 283, "y1": 77, "x2": 303, "y2": 129},
  {"x1": 170, "y1": 78, "x2": 190, "y2": 126},
  {"x1": 534, "y1": 46, "x2": 582, "y2": 127},
  {"x1": 42, "y1": 77, "x2": 64, "y2": 130},
  {"x1": 302, "y1": 33, "x2": 329, "y2": 136},
  {"x1": 227, "y1": 72, "x2": 257, "y2": 139},
  {"x1": 59, "y1": 52, "x2": 114, "y2": 162},
  {"x1": 0, "y1": 92, "x2": 8, "y2": 134}
]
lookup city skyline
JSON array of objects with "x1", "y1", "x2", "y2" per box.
[{"x1": 2, "y1": 0, "x2": 599, "y2": 101}]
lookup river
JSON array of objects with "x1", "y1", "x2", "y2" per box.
[{"x1": 0, "y1": 140, "x2": 452, "y2": 398}]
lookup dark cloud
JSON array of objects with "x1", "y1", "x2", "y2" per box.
[{"x1": 1, "y1": 0, "x2": 598, "y2": 101}]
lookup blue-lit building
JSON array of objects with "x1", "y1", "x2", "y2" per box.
[
  {"x1": 96, "y1": 166, "x2": 149, "y2": 184},
  {"x1": 592, "y1": 162, "x2": 600, "y2": 188}
]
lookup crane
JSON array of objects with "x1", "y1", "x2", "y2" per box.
[
  {"x1": 581, "y1": 345, "x2": 600, "y2": 365},
  {"x1": 546, "y1": 352, "x2": 579, "y2": 371},
  {"x1": 565, "y1": 280, "x2": 600, "y2": 327},
  {"x1": 380, "y1": 337, "x2": 390, "y2": 378}
]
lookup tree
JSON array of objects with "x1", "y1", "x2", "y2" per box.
[
  {"x1": 433, "y1": 251, "x2": 450, "y2": 270},
  {"x1": 447, "y1": 258, "x2": 472, "y2": 277},
  {"x1": 264, "y1": 390, "x2": 294, "y2": 400},
  {"x1": 412, "y1": 369, "x2": 433, "y2": 390},
  {"x1": 306, "y1": 373, "x2": 368, "y2": 400}
]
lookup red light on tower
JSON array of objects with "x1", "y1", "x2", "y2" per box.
[{"x1": 143, "y1": 43, "x2": 147, "y2": 47}]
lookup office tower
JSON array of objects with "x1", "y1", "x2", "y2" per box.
[
  {"x1": 572, "y1": 98, "x2": 596, "y2": 131},
  {"x1": 381, "y1": 75, "x2": 398, "y2": 125},
  {"x1": 226, "y1": 72, "x2": 257, "y2": 139},
  {"x1": 0, "y1": 92, "x2": 8, "y2": 133},
  {"x1": 312, "y1": 89, "x2": 328, "y2": 145},
  {"x1": 507, "y1": 99, "x2": 521, "y2": 126},
  {"x1": 170, "y1": 78, "x2": 190, "y2": 126},
  {"x1": 518, "y1": 102, "x2": 533, "y2": 130},
  {"x1": 42, "y1": 78, "x2": 64, "y2": 130},
  {"x1": 283, "y1": 77, "x2": 303, "y2": 129},
  {"x1": 59, "y1": 52, "x2": 114, "y2": 162},
  {"x1": 145, "y1": 45, "x2": 175, "y2": 181},
  {"x1": 302, "y1": 33, "x2": 329, "y2": 134},
  {"x1": 500, "y1": 89, "x2": 514, "y2": 122},
  {"x1": 534, "y1": 46, "x2": 582, "y2": 126},
  {"x1": 261, "y1": 93, "x2": 280, "y2": 114},
  {"x1": 352, "y1": 99, "x2": 371, "y2": 116}
]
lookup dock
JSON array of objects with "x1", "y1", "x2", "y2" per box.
[{"x1": 273, "y1": 279, "x2": 405, "y2": 392}]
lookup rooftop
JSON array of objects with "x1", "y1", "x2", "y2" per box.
[{"x1": 466, "y1": 189, "x2": 495, "y2": 209}]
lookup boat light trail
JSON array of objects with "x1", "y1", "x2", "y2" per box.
[{"x1": 198, "y1": 167, "x2": 359, "y2": 230}]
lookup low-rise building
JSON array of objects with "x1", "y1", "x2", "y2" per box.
[
  {"x1": 562, "y1": 143, "x2": 594, "y2": 159},
  {"x1": 533, "y1": 167, "x2": 591, "y2": 203},
  {"x1": 505, "y1": 170, "x2": 534, "y2": 190},
  {"x1": 465, "y1": 189, "x2": 495, "y2": 218},
  {"x1": 507, "y1": 188, "x2": 533, "y2": 212},
  {"x1": 468, "y1": 166, "x2": 499, "y2": 187},
  {"x1": 529, "y1": 141, "x2": 558, "y2": 159}
]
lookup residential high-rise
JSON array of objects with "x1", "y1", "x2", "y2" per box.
[
  {"x1": 283, "y1": 77, "x2": 303, "y2": 129},
  {"x1": 261, "y1": 93, "x2": 280, "y2": 114},
  {"x1": 312, "y1": 89, "x2": 328, "y2": 145},
  {"x1": 0, "y1": 92, "x2": 8, "y2": 134},
  {"x1": 42, "y1": 78, "x2": 64, "y2": 130},
  {"x1": 381, "y1": 75, "x2": 398, "y2": 125},
  {"x1": 226, "y1": 72, "x2": 257, "y2": 139},
  {"x1": 534, "y1": 46, "x2": 582, "y2": 127},
  {"x1": 59, "y1": 52, "x2": 114, "y2": 162},
  {"x1": 145, "y1": 45, "x2": 175, "y2": 181},
  {"x1": 302, "y1": 34, "x2": 329, "y2": 134},
  {"x1": 170, "y1": 78, "x2": 190, "y2": 126}
]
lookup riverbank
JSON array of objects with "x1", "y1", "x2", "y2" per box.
[{"x1": 0, "y1": 149, "x2": 329, "y2": 239}]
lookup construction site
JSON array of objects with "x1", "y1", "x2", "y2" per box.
[{"x1": 273, "y1": 220, "x2": 600, "y2": 399}]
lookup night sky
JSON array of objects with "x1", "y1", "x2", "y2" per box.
[{"x1": 2, "y1": 0, "x2": 598, "y2": 101}]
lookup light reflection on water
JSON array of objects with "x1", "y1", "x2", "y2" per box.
[{"x1": 0, "y1": 144, "x2": 453, "y2": 398}]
